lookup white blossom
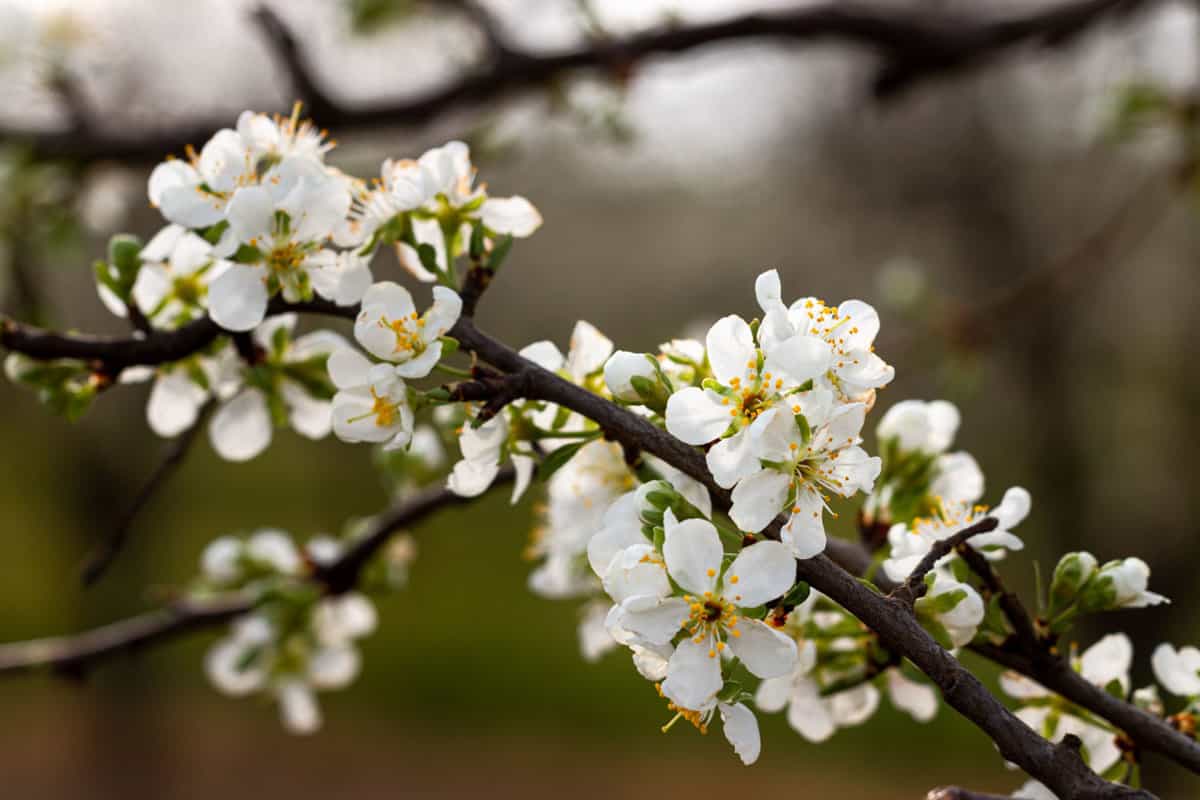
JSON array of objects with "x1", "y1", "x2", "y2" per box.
[
  {"x1": 882, "y1": 487, "x2": 1031, "y2": 583},
  {"x1": 353, "y1": 282, "x2": 462, "y2": 378},
  {"x1": 728, "y1": 385, "x2": 880, "y2": 558},
  {"x1": 1151, "y1": 643, "x2": 1200, "y2": 699},
  {"x1": 755, "y1": 269, "x2": 893, "y2": 402},
  {"x1": 1001, "y1": 634, "x2": 1132, "y2": 775}
]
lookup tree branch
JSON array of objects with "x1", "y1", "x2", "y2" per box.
[
  {"x1": 3, "y1": 0, "x2": 1166, "y2": 163},
  {"x1": 957, "y1": 539, "x2": 1040, "y2": 651},
  {"x1": 0, "y1": 594, "x2": 254, "y2": 677},
  {"x1": 0, "y1": 468, "x2": 517, "y2": 677}
]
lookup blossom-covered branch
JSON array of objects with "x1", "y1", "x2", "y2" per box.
[
  {"x1": 1, "y1": 107, "x2": 1196, "y2": 798},
  {"x1": 0, "y1": 473, "x2": 511, "y2": 676},
  {"x1": 4, "y1": 0, "x2": 1166, "y2": 163}
]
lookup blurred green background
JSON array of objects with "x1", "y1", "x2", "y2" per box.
[{"x1": 1, "y1": 0, "x2": 1199, "y2": 797}]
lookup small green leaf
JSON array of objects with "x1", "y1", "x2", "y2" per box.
[
  {"x1": 487, "y1": 234, "x2": 513, "y2": 273},
  {"x1": 537, "y1": 440, "x2": 588, "y2": 482}
]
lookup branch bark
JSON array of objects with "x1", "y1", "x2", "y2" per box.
[{"x1": 3, "y1": 0, "x2": 1166, "y2": 163}]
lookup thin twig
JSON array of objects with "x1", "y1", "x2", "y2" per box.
[
  {"x1": 0, "y1": 469, "x2": 517, "y2": 676},
  {"x1": 957, "y1": 540, "x2": 1040, "y2": 651},
  {"x1": 80, "y1": 399, "x2": 216, "y2": 586},
  {"x1": 891, "y1": 516, "x2": 999, "y2": 605},
  {"x1": 0, "y1": 595, "x2": 254, "y2": 677}
]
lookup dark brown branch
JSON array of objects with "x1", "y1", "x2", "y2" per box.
[
  {"x1": 446, "y1": 315, "x2": 1149, "y2": 799},
  {"x1": 891, "y1": 516, "x2": 999, "y2": 605},
  {"x1": 315, "y1": 466, "x2": 514, "y2": 594},
  {"x1": 4, "y1": 0, "x2": 1165, "y2": 163},
  {"x1": 80, "y1": 399, "x2": 216, "y2": 585},
  {"x1": 957, "y1": 539, "x2": 1040, "y2": 651},
  {"x1": 0, "y1": 594, "x2": 254, "y2": 677}
]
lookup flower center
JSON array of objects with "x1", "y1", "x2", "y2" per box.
[
  {"x1": 173, "y1": 275, "x2": 204, "y2": 305},
  {"x1": 381, "y1": 312, "x2": 425, "y2": 355},
  {"x1": 266, "y1": 242, "x2": 306, "y2": 274},
  {"x1": 683, "y1": 591, "x2": 741, "y2": 657}
]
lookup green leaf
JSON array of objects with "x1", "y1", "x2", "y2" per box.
[
  {"x1": 487, "y1": 234, "x2": 514, "y2": 273},
  {"x1": 468, "y1": 223, "x2": 486, "y2": 261},
  {"x1": 232, "y1": 244, "x2": 264, "y2": 264},
  {"x1": 537, "y1": 440, "x2": 588, "y2": 482},
  {"x1": 416, "y1": 243, "x2": 441, "y2": 276},
  {"x1": 439, "y1": 336, "x2": 460, "y2": 356},
  {"x1": 780, "y1": 581, "x2": 811, "y2": 608}
]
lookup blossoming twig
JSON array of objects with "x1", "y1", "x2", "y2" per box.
[
  {"x1": 891, "y1": 516, "x2": 999, "y2": 606},
  {"x1": 0, "y1": 469, "x2": 517, "y2": 675},
  {"x1": 955, "y1": 538, "x2": 1039, "y2": 651},
  {"x1": 2, "y1": 302, "x2": 1196, "y2": 788}
]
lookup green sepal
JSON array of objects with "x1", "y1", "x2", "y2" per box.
[{"x1": 537, "y1": 440, "x2": 588, "y2": 482}]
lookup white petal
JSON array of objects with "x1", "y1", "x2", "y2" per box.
[
  {"x1": 209, "y1": 389, "x2": 273, "y2": 462},
  {"x1": 662, "y1": 518, "x2": 723, "y2": 596},
  {"x1": 754, "y1": 269, "x2": 783, "y2": 313},
  {"x1": 425, "y1": 286, "x2": 463, "y2": 339},
  {"x1": 277, "y1": 680, "x2": 321, "y2": 735},
  {"x1": 724, "y1": 540, "x2": 795, "y2": 607},
  {"x1": 282, "y1": 381, "x2": 332, "y2": 440},
  {"x1": 992, "y1": 486, "x2": 1032, "y2": 529},
  {"x1": 226, "y1": 185, "x2": 276, "y2": 244},
  {"x1": 511, "y1": 454, "x2": 536, "y2": 503},
  {"x1": 719, "y1": 702, "x2": 761, "y2": 765},
  {"x1": 665, "y1": 387, "x2": 732, "y2": 446},
  {"x1": 754, "y1": 674, "x2": 793, "y2": 713},
  {"x1": 729, "y1": 470, "x2": 791, "y2": 534},
  {"x1": 706, "y1": 427, "x2": 762, "y2": 489},
  {"x1": 705, "y1": 315, "x2": 757, "y2": 386},
  {"x1": 930, "y1": 452, "x2": 984, "y2": 504},
  {"x1": 208, "y1": 265, "x2": 269, "y2": 332},
  {"x1": 520, "y1": 340, "x2": 565, "y2": 371},
  {"x1": 763, "y1": 334, "x2": 831, "y2": 385},
  {"x1": 785, "y1": 680, "x2": 836, "y2": 742},
  {"x1": 781, "y1": 489, "x2": 827, "y2": 559},
  {"x1": 619, "y1": 596, "x2": 689, "y2": 645},
  {"x1": 729, "y1": 618, "x2": 797, "y2": 679},
  {"x1": 661, "y1": 636, "x2": 723, "y2": 711},
  {"x1": 1079, "y1": 633, "x2": 1132, "y2": 692},
  {"x1": 886, "y1": 671, "x2": 939, "y2": 722},
  {"x1": 147, "y1": 370, "x2": 207, "y2": 437},
  {"x1": 566, "y1": 321, "x2": 614, "y2": 381},
  {"x1": 327, "y1": 348, "x2": 374, "y2": 389},
  {"x1": 479, "y1": 196, "x2": 542, "y2": 237},
  {"x1": 308, "y1": 646, "x2": 361, "y2": 689}
]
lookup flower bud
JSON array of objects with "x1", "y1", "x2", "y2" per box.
[
  {"x1": 1048, "y1": 551, "x2": 1097, "y2": 616},
  {"x1": 604, "y1": 351, "x2": 669, "y2": 410},
  {"x1": 1078, "y1": 557, "x2": 1168, "y2": 613}
]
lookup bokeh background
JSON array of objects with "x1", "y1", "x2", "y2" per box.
[{"x1": 0, "y1": 0, "x2": 1198, "y2": 796}]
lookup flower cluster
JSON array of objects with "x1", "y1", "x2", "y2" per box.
[
  {"x1": 663, "y1": 270, "x2": 890, "y2": 559},
  {"x1": 197, "y1": 529, "x2": 378, "y2": 734},
  {"x1": 755, "y1": 591, "x2": 938, "y2": 742}
]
